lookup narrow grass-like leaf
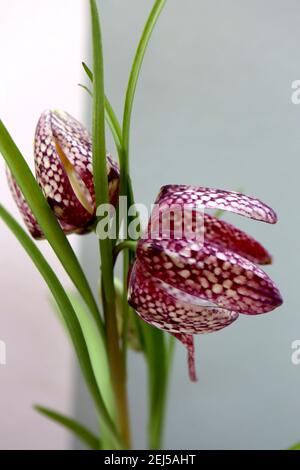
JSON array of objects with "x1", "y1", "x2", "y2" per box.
[
  {"x1": 67, "y1": 292, "x2": 116, "y2": 448},
  {"x1": 0, "y1": 204, "x2": 122, "y2": 448},
  {"x1": 90, "y1": 0, "x2": 114, "y2": 302},
  {"x1": 167, "y1": 335, "x2": 176, "y2": 367},
  {"x1": 35, "y1": 406, "x2": 100, "y2": 449},
  {"x1": 84, "y1": 60, "x2": 125, "y2": 246},
  {"x1": 82, "y1": 61, "x2": 93, "y2": 81},
  {"x1": 90, "y1": 1, "x2": 131, "y2": 448},
  {"x1": 82, "y1": 62, "x2": 122, "y2": 156},
  {"x1": 78, "y1": 83, "x2": 92, "y2": 96},
  {"x1": 142, "y1": 323, "x2": 168, "y2": 450},
  {"x1": 104, "y1": 97, "x2": 122, "y2": 154},
  {"x1": 0, "y1": 121, "x2": 103, "y2": 335},
  {"x1": 67, "y1": 292, "x2": 115, "y2": 420},
  {"x1": 51, "y1": 290, "x2": 116, "y2": 448}
]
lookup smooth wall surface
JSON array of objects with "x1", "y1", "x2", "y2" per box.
[
  {"x1": 80, "y1": 0, "x2": 300, "y2": 449},
  {"x1": 0, "y1": 0, "x2": 87, "y2": 449}
]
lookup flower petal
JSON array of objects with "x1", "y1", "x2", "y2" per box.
[
  {"x1": 155, "y1": 185, "x2": 277, "y2": 224},
  {"x1": 147, "y1": 208, "x2": 272, "y2": 265},
  {"x1": 6, "y1": 168, "x2": 43, "y2": 239},
  {"x1": 128, "y1": 261, "x2": 238, "y2": 381},
  {"x1": 136, "y1": 238, "x2": 283, "y2": 315},
  {"x1": 34, "y1": 110, "x2": 119, "y2": 228},
  {"x1": 128, "y1": 261, "x2": 239, "y2": 334},
  {"x1": 204, "y1": 214, "x2": 272, "y2": 265}
]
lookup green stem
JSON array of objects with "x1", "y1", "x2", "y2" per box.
[
  {"x1": 81, "y1": 62, "x2": 123, "y2": 156},
  {"x1": 81, "y1": 61, "x2": 123, "y2": 249},
  {"x1": 122, "y1": 0, "x2": 167, "y2": 170},
  {"x1": 101, "y1": 285, "x2": 131, "y2": 449},
  {"x1": 114, "y1": 240, "x2": 137, "y2": 261},
  {"x1": 90, "y1": 0, "x2": 131, "y2": 448},
  {"x1": 143, "y1": 326, "x2": 167, "y2": 449},
  {"x1": 147, "y1": 333, "x2": 176, "y2": 450}
]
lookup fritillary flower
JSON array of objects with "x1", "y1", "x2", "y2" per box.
[
  {"x1": 7, "y1": 110, "x2": 119, "y2": 238},
  {"x1": 128, "y1": 185, "x2": 283, "y2": 381}
]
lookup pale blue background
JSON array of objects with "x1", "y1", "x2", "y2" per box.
[{"x1": 76, "y1": 0, "x2": 300, "y2": 449}]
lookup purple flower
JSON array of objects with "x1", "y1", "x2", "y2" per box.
[
  {"x1": 128, "y1": 185, "x2": 283, "y2": 380},
  {"x1": 7, "y1": 110, "x2": 119, "y2": 238}
]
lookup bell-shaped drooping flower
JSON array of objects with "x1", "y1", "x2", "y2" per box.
[
  {"x1": 128, "y1": 185, "x2": 283, "y2": 381},
  {"x1": 6, "y1": 110, "x2": 120, "y2": 238}
]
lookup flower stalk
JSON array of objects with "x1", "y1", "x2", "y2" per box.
[{"x1": 90, "y1": 0, "x2": 131, "y2": 448}]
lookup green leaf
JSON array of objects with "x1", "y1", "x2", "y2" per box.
[
  {"x1": 122, "y1": 0, "x2": 167, "y2": 167},
  {"x1": 82, "y1": 62, "x2": 123, "y2": 158},
  {"x1": 67, "y1": 292, "x2": 116, "y2": 448},
  {"x1": 35, "y1": 406, "x2": 100, "y2": 449},
  {"x1": 78, "y1": 83, "x2": 92, "y2": 96},
  {"x1": 67, "y1": 292, "x2": 115, "y2": 420},
  {"x1": 81, "y1": 62, "x2": 133, "y2": 248},
  {"x1": 142, "y1": 324, "x2": 168, "y2": 450},
  {"x1": 89, "y1": 0, "x2": 111, "y2": 208},
  {"x1": 82, "y1": 61, "x2": 93, "y2": 81},
  {"x1": 0, "y1": 204, "x2": 122, "y2": 448},
  {"x1": 90, "y1": 3, "x2": 131, "y2": 448},
  {"x1": 51, "y1": 290, "x2": 117, "y2": 447},
  {"x1": 90, "y1": 0, "x2": 115, "y2": 303},
  {"x1": 167, "y1": 334, "x2": 176, "y2": 367},
  {"x1": 0, "y1": 121, "x2": 104, "y2": 336},
  {"x1": 104, "y1": 97, "x2": 123, "y2": 154},
  {"x1": 79, "y1": 68, "x2": 123, "y2": 247}
]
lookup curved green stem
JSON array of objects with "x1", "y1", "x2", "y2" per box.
[{"x1": 114, "y1": 240, "x2": 137, "y2": 262}]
